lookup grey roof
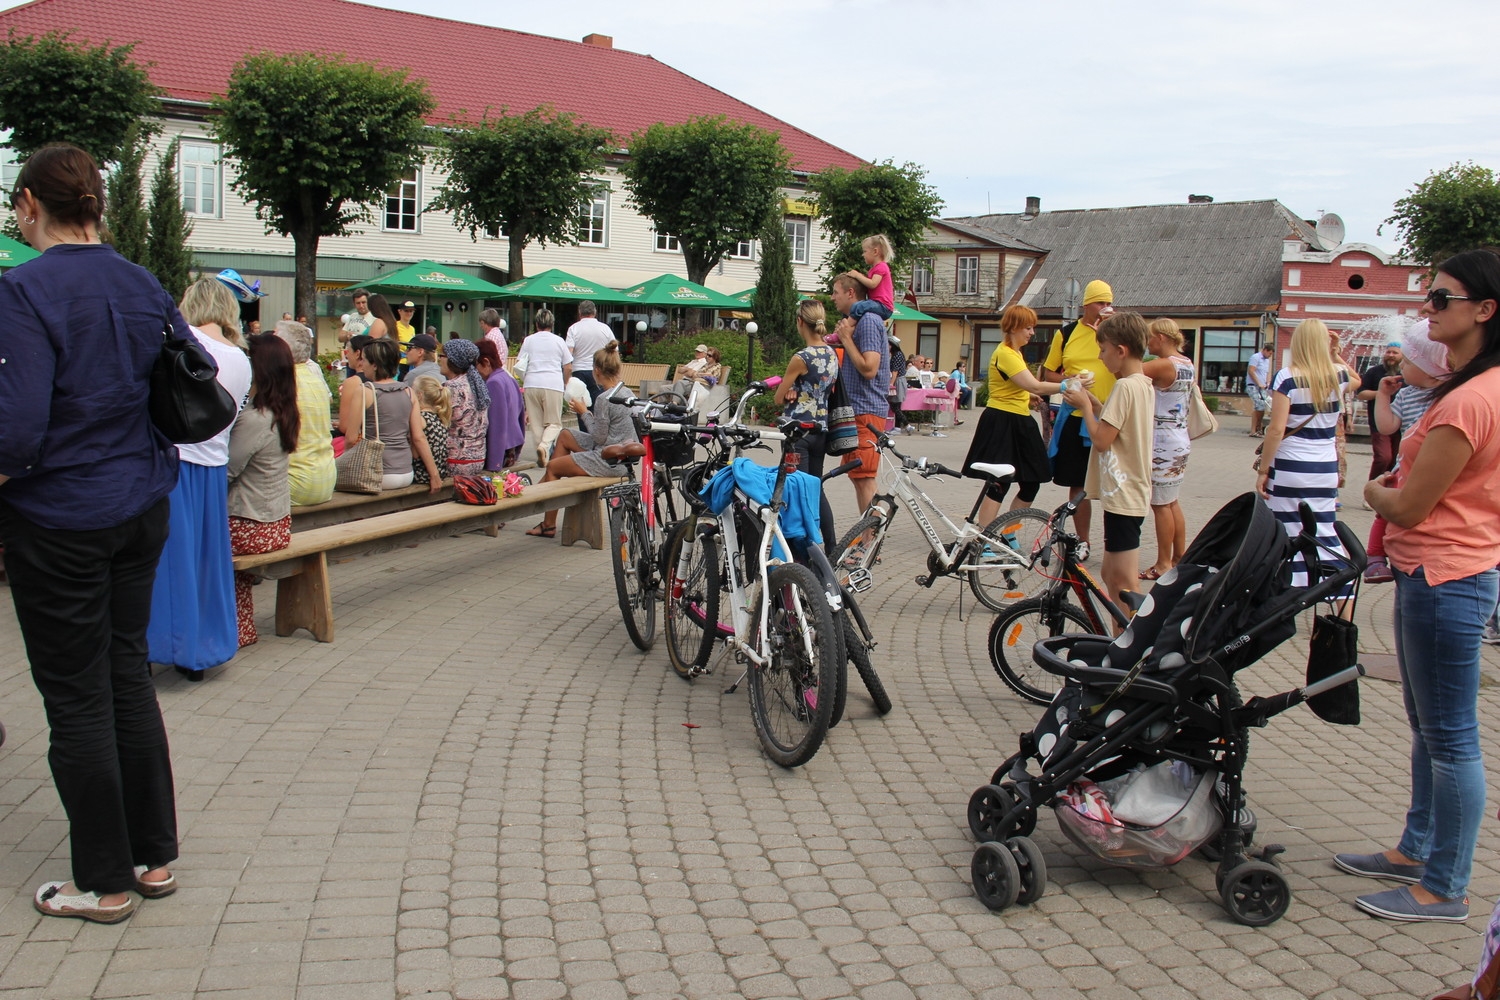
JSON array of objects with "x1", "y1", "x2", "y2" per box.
[
  {"x1": 951, "y1": 200, "x2": 1320, "y2": 315},
  {"x1": 927, "y1": 218, "x2": 1048, "y2": 254}
]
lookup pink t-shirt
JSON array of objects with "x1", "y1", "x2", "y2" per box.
[
  {"x1": 1384, "y1": 367, "x2": 1500, "y2": 584},
  {"x1": 868, "y1": 261, "x2": 894, "y2": 310}
]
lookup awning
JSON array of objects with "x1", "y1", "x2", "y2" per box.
[{"x1": 891, "y1": 302, "x2": 939, "y2": 322}]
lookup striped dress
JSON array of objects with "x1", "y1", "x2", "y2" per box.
[{"x1": 1266, "y1": 367, "x2": 1350, "y2": 592}]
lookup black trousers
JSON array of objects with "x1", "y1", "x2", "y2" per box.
[{"x1": 0, "y1": 497, "x2": 178, "y2": 894}]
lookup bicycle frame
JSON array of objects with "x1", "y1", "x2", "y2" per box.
[{"x1": 1032, "y1": 502, "x2": 1131, "y2": 634}]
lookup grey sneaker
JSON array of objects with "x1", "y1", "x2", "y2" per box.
[
  {"x1": 1483, "y1": 624, "x2": 1500, "y2": 646},
  {"x1": 1334, "y1": 851, "x2": 1425, "y2": 884},
  {"x1": 1354, "y1": 886, "x2": 1468, "y2": 922}
]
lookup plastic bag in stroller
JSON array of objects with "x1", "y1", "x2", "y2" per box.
[{"x1": 967, "y1": 493, "x2": 1368, "y2": 925}]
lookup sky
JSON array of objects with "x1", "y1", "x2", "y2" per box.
[{"x1": 349, "y1": 0, "x2": 1499, "y2": 252}]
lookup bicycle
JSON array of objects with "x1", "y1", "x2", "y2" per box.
[
  {"x1": 601, "y1": 395, "x2": 700, "y2": 652},
  {"x1": 651, "y1": 408, "x2": 841, "y2": 767},
  {"x1": 832, "y1": 432, "x2": 1053, "y2": 612},
  {"x1": 988, "y1": 498, "x2": 1134, "y2": 705}
]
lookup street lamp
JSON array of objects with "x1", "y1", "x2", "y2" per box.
[{"x1": 745, "y1": 321, "x2": 758, "y2": 387}]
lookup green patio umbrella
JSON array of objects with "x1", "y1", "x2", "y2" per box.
[
  {"x1": 491, "y1": 268, "x2": 616, "y2": 302},
  {"x1": 0, "y1": 233, "x2": 40, "y2": 269},
  {"x1": 891, "y1": 302, "x2": 939, "y2": 322},
  {"x1": 728, "y1": 287, "x2": 757, "y2": 308},
  {"x1": 364, "y1": 259, "x2": 507, "y2": 298},
  {"x1": 616, "y1": 274, "x2": 743, "y2": 310}
]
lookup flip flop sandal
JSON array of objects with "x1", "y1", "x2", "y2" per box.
[
  {"x1": 524, "y1": 523, "x2": 556, "y2": 538},
  {"x1": 34, "y1": 881, "x2": 137, "y2": 923},
  {"x1": 1138, "y1": 567, "x2": 1164, "y2": 581},
  {"x1": 134, "y1": 866, "x2": 177, "y2": 899}
]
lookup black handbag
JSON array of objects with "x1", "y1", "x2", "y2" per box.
[
  {"x1": 1305, "y1": 614, "x2": 1360, "y2": 725},
  {"x1": 149, "y1": 322, "x2": 237, "y2": 444}
]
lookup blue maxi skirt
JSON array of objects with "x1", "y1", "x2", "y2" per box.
[{"x1": 147, "y1": 461, "x2": 237, "y2": 671}]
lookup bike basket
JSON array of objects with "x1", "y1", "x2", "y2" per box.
[{"x1": 649, "y1": 411, "x2": 698, "y2": 466}]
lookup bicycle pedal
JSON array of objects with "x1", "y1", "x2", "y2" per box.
[
  {"x1": 915, "y1": 574, "x2": 933, "y2": 587},
  {"x1": 845, "y1": 567, "x2": 873, "y2": 593}
]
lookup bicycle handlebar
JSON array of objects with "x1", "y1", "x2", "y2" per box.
[{"x1": 821, "y1": 458, "x2": 863, "y2": 482}]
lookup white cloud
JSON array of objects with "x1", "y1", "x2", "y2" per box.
[{"x1": 368, "y1": 0, "x2": 1500, "y2": 249}]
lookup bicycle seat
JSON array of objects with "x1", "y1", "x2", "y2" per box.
[
  {"x1": 602, "y1": 442, "x2": 648, "y2": 464},
  {"x1": 970, "y1": 462, "x2": 1015, "y2": 480}
]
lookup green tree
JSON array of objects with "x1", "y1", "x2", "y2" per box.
[
  {"x1": 0, "y1": 30, "x2": 160, "y2": 164},
  {"x1": 430, "y1": 107, "x2": 612, "y2": 332},
  {"x1": 806, "y1": 159, "x2": 944, "y2": 283},
  {"x1": 146, "y1": 137, "x2": 195, "y2": 299},
  {"x1": 752, "y1": 203, "x2": 798, "y2": 358},
  {"x1": 622, "y1": 116, "x2": 791, "y2": 285},
  {"x1": 104, "y1": 126, "x2": 149, "y2": 265},
  {"x1": 1383, "y1": 161, "x2": 1500, "y2": 266},
  {"x1": 211, "y1": 52, "x2": 434, "y2": 320}
]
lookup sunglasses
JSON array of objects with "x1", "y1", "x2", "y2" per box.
[{"x1": 1425, "y1": 288, "x2": 1474, "y2": 310}]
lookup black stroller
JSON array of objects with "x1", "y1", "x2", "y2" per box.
[{"x1": 967, "y1": 494, "x2": 1367, "y2": 926}]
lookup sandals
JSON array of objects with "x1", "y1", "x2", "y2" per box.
[
  {"x1": 524, "y1": 523, "x2": 556, "y2": 538},
  {"x1": 134, "y1": 866, "x2": 177, "y2": 899},
  {"x1": 1139, "y1": 567, "x2": 1166, "y2": 581},
  {"x1": 34, "y1": 881, "x2": 137, "y2": 924}
]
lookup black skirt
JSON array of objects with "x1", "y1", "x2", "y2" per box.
[{"x1": 962, "y1": 406, "x2": 1050, "y2": 483}]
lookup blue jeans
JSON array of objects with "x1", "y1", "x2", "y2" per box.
[
  {"x1": 1393, "y1": 565, "x2": 1499, "y2": 899},
  {"x1": 848, "y1": 299, "x2": 892, "y2": 322}
]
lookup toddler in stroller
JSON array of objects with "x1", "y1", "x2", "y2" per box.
[{"x1": 967, "y1": 493, "x2": 1367, "y2": 925}]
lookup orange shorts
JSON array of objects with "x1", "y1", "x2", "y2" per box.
[{"x1": 850, "y1": 416, "x2": 883, "y2": 479}]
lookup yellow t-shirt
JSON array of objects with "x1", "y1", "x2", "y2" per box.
[
  {"x1": 986, "y1": 344, "x2": 1033, "y2": 416},
  {"x1": 1083, "y1": 373, "x2": 1154, "y2": 517},
  {"x1": 396, "y1": 321, "x2": 416, "y2": 360},
  {"x1": 1043, "y1": 321, "x2": 1116, "y2": 402}
]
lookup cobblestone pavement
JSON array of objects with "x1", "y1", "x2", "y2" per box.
[{"x1": 1, "y1": 409, "x2": 1497, "y2": 999}]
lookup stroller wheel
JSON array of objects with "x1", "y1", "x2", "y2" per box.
[
  {"x1": 1005, "y1": 836, "x2": 1047, "y2": 905},
  {"x1": 1220, "y1": 860, "x2": 1291, "y2": 926},
  {"x1": 968, "y1": 784, "x2": 1026, "y2": 842},
  {"x1": 971, "y1": 841, "x2": 1021, "y2": 912}
]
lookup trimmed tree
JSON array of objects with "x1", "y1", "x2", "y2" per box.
[
  {"x1": 147, "y1": 137, "x2": 195, "y2": 299},
  {"x1": 807, "y1": 159, "x2": 944, "y2": 283},
  {"x1": 622, "y1": 116, "x2": 791, "y2": 285},
  {"x1": 1383, "y1": 161, "x2": 1500, "y2": 267},
  {"x1": 429, "y1": 107, "x2": 612, "y2": 332},
  {"x1": 104, "y1": 127, "x2": 149, "y2": 265},
  {"x1": 0, "y1": 30, "x2": 160, "y2": 164},
  {"x1": 753, "y1": 202, "x2": 798, "y2": 358},
  {"x1": 212, "y1": 52, "x2": 434, "y2": 321}
]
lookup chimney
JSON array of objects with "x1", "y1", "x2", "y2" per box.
[
  {"x1": 582, "y1": 33, "x2": 613, "y2": 48},
  {"x1": 1188, "y1": 194, "x2": 1213, "y2": 204},
  {"x1": 1023, "y1": 196, "x2": 1040, "y2": 217}
]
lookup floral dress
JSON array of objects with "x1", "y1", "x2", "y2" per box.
[
  {"x1": 785, "y1": 345, "x2": 838, "y2": 427},
  {"x1": 413, "y1": 410, "x2": 449, "y2": 485},
  {"x1": 445, "y1": 377, "x2": 488, "y2": 475},
  {"x1": 1150, "y1": 357, "x2": 1194, "y2": 504}
]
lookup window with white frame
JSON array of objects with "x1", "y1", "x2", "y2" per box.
[
  {"x1": 655, "y1": 231, "x2": 680, "y2": 252},
  {"x1": 784, "y1": 217, "x2": 809, "y2": 265},
  {"x1": 911, "y1": 257, "x2": 933, "y2": 295},
  {"x1": 727, "y1": 238, "x2": 753, "y2": 259},
  {"x1": 956, "y1": 255, "x2": 979, "y2": 294},
  {"x1": 576, "y1": 191, "x2": 607, "y2": 246},
  {"x1": 179, "y1": 141, "x2": 220, "y2": 217},
  {"x1": 384, "y1": 168, "x2": 420, "y2": 232}
]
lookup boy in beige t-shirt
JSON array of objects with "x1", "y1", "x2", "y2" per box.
[{"x1": 1061, "y1": 312, "x2": 1154, "y2": 614}]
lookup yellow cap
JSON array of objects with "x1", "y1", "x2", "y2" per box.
[{"x1": 1083, "y1": 280, "x2": 1113, "y2": 306}]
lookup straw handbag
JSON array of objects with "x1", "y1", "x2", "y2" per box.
[{"x1": 336, "y1": 384, "x2": 385, "y2": 494}]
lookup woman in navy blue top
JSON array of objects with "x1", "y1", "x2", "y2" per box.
[{"x1": 0, "y1": 144, "x2": 183, "y2": 922}]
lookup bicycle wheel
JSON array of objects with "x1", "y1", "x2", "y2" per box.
[
  {"x1": 747, "y1": 563, "x2": 838, "y2": 768},
  {"x1": 969, "y1": 507, "x2": 1054, "y2": 611},
  {"x1": 843, "y1": 612, "x2": 892, "y2": 715},
  {"x1": 664, "y1": 518, "x2": 721, "y2": 679},
  {"x1": 988, "y1": 597, "x2": 1093, "y2": 704},
  {"x1": 609, "y1": 499, "x2": 657, "y2": 651},
  {"x1": 832, "y1": 514, "x2": 887, "y2": 591}
]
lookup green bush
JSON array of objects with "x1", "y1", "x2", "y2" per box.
[
  {"x1": 1203, "y1": 395, "x2": 1222, "y2": 413},
  {"x1": 636, "y1": 328, "x2": 793, "y2": 389},
  {"x1": 317, "y1": 350, "x2": 346, "y2": 397},
  {"x1": 973, "y1": 381, "x2": 989, "y2": 408}
]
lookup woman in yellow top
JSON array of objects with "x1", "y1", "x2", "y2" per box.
[{"x1": 962, "y1": 304, "x2": 1068, "y2": 527}]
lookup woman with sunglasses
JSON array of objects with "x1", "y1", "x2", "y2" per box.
[{"x1": 1339, "y1": 250, "x2": 1500, "y2": 923}]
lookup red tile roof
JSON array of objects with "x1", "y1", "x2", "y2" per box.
[{"x1": 0, "y1": 0, "x2": 864, "y2": 173}]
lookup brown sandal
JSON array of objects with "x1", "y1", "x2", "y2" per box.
[{"x1": 524, "y1": 523, "x2": 556, "y2": 538}]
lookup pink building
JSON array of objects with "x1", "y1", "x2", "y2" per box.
[{"x1": 1277, "y1": 238, "x2": 1428, "y2": 364}]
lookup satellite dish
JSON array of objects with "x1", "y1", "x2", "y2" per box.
[{"x1": 1316, "y1": 213, "x2": 1346, "y2": 249}]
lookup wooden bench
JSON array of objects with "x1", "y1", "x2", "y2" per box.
[
  {"x1": 236, "y1": 476, "x2": 622, "y2": 643},
  {"x1": 290, "y1": 461, "x2": 538, "y2": 531},
  {"x1": 618, "y1": 362, "x2": 669, "y2": 391}
]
